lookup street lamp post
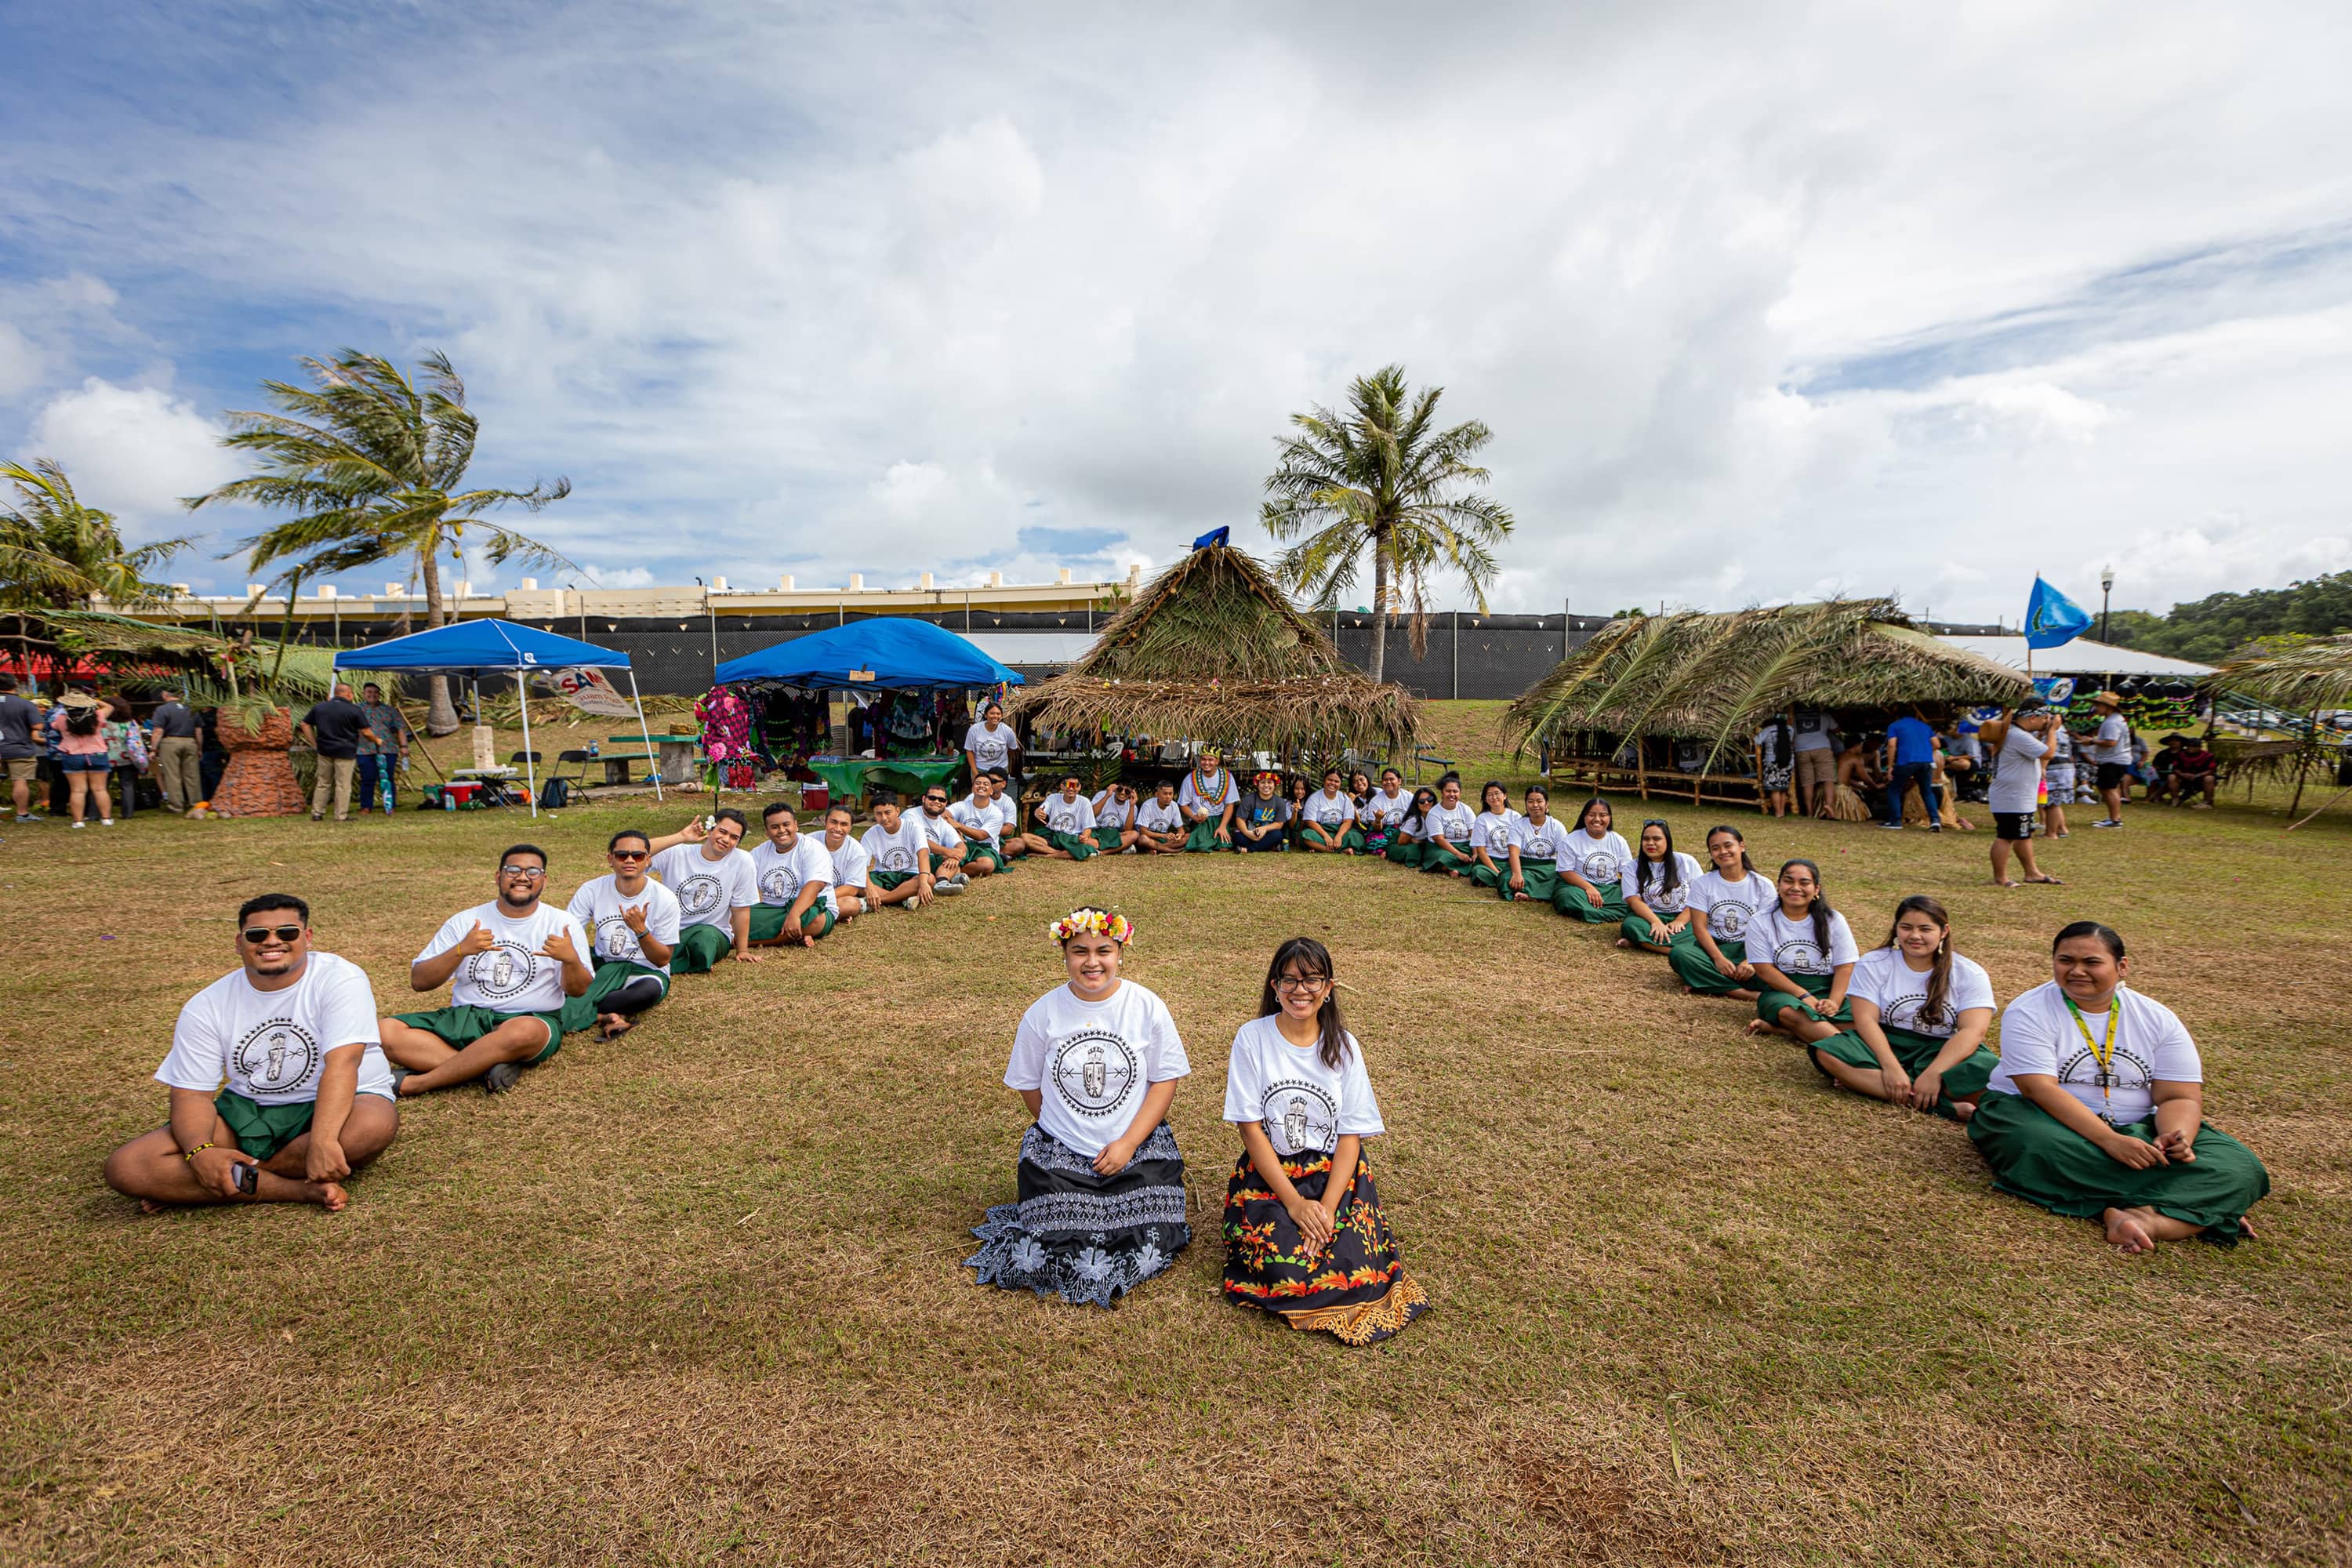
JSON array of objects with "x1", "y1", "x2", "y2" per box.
[{"x1": 2100, "y1": 565, "x2": 2114, "y2": 644}]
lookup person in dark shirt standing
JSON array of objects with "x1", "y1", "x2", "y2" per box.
[
  {"x1": 299, "y1": 683, "x2": 377, "y2": 823},
  {"x1": 1879, "y1": 707, "x2": 1944, "y2": 832},
  {"x1": 150, "y1": 685, "x2": 205, "y2": 816},
  {"x1": 0, "y1": 673, "x2": 45, "y2": 822}
]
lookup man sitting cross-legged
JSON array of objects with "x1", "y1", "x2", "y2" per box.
[
  {"x1": 561, "y1": 829, "x2": 681, "y2": 1040},
  {"x1": 748, "y1": 801, "x2": 837, "y2": 946},
  {"x1": 1023, "y1": 772, "x2": 1101, "y2": 859},
  {"x1": 1135, "y1": 779, "x2": 1187, "y2": 854},
  {"x1": 647, "y1": 809, "x2": 763, "y2": 969},
  {"x1": 822, "y1": 804, "x2": 871, "y2": 921},
  {"x1": 104, "y1": 894, "x2": 400, "y2": 1213},
  {"x1": 949, "y1": 777, "x2": 1011, "y2": 877},
  {"x1": 913, "y1": 784, "x2": 972, "y2": 891},
  {"x1": 379, "y1": 844, "x2": 594, "y2": 1096},
  {"x1": 860, "y1": 789, "x2": 936, "y2": 909}
]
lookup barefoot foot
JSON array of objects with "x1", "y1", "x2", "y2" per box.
[
  {"x1": 2103, "y1": 1206, "x2": 2158, "y2": 1254},
  {"x1": 1614, "y1": 938, "x2": 1632, "y2": 949}
]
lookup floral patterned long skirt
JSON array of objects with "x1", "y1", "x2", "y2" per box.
[
  {"x1": 1222, "y1": 1149, "x2": 1430, "y2": 1345},
  {"x1": 966, "y1": 1124, "x2": 1190, "y2": 1308}
]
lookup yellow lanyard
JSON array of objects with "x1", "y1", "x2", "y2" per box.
[{"x1": 2062, "y1": 995, "x2": 2121, "y2": 1113}]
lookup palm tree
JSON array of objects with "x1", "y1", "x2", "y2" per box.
[
  {"x1": 2, "y1": 458, "x2": 191, "y2": 680},
  {"x1": 1259, "y1": 365, "x2": 1514, "y2": 684},
  {"x1": 187, "y1": 350, "x2": 573, "y2": 734}
]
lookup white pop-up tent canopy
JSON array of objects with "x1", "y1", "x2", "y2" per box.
[{"x1": 336, "y1": 619, "x2": 661, "y2": 816}]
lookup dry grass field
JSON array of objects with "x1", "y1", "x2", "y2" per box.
[{"x1": 3, "y1": 702, "x2": 2346, "y2": 1565}]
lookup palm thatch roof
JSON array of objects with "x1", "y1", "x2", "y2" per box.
[
  {"x1": 2205, "y1": 633, "x2": 2352, "y2": 715},
  {"x1": 1501, "y1": 599, "x2": 2031, "y2": 764},
  {"x1": 1007, "y1": 541, "x2": 1421, "y2": 754}
]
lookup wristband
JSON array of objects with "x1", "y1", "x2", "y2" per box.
[{"x1": 183, "y1": 1142, "x2": 216, "y2": 1163}]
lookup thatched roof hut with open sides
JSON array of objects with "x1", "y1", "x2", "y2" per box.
[
  {"x1": 1501, "y1": 598, "x2": 2031, "y2": 805},
  {"x1": 2202, "y1": 633, "x2": 2352, "y2": 826},
  {"x1": 1007, "y1": 535, "x2": 1421, "y2": 760}
]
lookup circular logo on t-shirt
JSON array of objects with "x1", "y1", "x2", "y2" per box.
[
  {"x1": 233, "y1": 1018, "x2": 320, "y2": 1094},
  {"x1": 1879, "y1": 989, "x2": 1955, "y2": 1035},
  {"x1": 875, "y1": 841, "x2": 916, "y2": 873},
  {"x1": 1444, "y1": 817, "x2": 1471, "y2": 843},
  {"x1": 593, "y1": 914, "x2": 644, "y2": 963},
  {"x1": 1711, "y1": 900, "x2": 1755, "y2": 940},
  {"x1": 465, "y1": 941, "x2": 540, "y2": 1001},
  {"x1": 1259, "y1": 1080, "x2": 1338, "y2": 1156},
  {"x1": 1049, "y1": 805, "x2": 1084, "y2": 833},
  {"x1": 757, "y1": 864, "x2": 800, "y2": 904},
  {"x1": 1050, "y1": 1029, "x2": 1138, "y2": 1117},
  {"x1": 1769, "y1": 938, "x2": 1827, "y2": 974},
  {"x1": 673, "y1": 872, "x2": 723, "y2": 919},
  {"x1": 1581, "y1": 849, "x2": 1618, "y2": 880}
]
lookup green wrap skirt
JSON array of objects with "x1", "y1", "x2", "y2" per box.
[
  {"x1": 1183, "y1": 818, "x2": 1227, "y2": 852},
  {"x1": 1966, "y1": 1091, "x2": 2269, "y2": 1242},
  {"x1": 1385, "y1": 836, "x2": 1425, "y2": 868},
  {"x1": 1553, "y1": 878, "x2": 1624, "y2": 922},
  {"x1": 1496, "y1": 859, "x2": 1560, "y2": 903},
  {"x1": 1421, "y1": 837, "x2": 1473, "y2": 876},
  {"x1": 1619, "y1": 909, "x2": 1693, "y2": 950},
  {"x1": 1808, "y1": 1023, "x2": 1998, "y2": 1118},
  {"x1": 1755, "y1": 969, "x2": 1852, "y2": 1029},
  {"x1": 558, "y1": 957, "x2": 670, "y2": 1033},
  {"x1": 1671, "y1": 936, "x2": 1749, "y2": 995},
  {"x1": 1047, "y1": 829, "x2": 1099, "y2": 860},
  {"x1": 1090, "y1": 825, "x2": 1127, "y2": 853},
  {"x1": 1300, "y1": 823, "x2": 1366, "y2": 854}
]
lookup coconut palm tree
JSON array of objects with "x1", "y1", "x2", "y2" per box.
[
  {"x1": 1259, "y1": 365, "x2": 1514, "y2": 684},
  {"x1": 187, "y1": 350, "x2": 572, "y2": 734},
  {"x1": 2, "y1": 458, "x2": 191, "y2": 680}
]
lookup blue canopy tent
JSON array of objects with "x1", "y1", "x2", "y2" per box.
[
  {"x1": 335, "y1": 619, "x2": 661, "y2": 815},
  {"x1": 713, "y1": 616, "x2": 1024, "y2": 690}
]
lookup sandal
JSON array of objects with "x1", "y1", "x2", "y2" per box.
[
  {"x1": 598, "y1": 1014, "x2": 636, "y2": 1041},
  {"x1": 2024, "y1": 874, "x2": 2066, "y2": 885}
]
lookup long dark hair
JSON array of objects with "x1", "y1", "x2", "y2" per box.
[
  {"x1": 1884, "y1": 894, "x2": 1954, "y2": 1026},
  {"x1": 1259, "y1": 935, "x2": 1352, "y2": 1069},
  {"x1": 1766, "y1": 712, "x2": 1793, "y2": 765},
  {"x1": 1705, "y1": 824, "x2": 1755, "y2": 873},
  {"x1": 1635, "y1": 818, "x2": 1682, "y2": 897},
  {"x1": 1777, "y1": 858, "x2": 1832, "y2": 953},
  {"x1": 1578, "y1": 796, "x2": 1612, "y2": 835},
  {"x1": 1480, "y1": 779, "x2": 1508, "y2": 814},
  {"x1": 1403, "y1": 787, "x2": 1437, "y2": 834}
]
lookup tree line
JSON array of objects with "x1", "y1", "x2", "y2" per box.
[{"x1": 2103, "y1": 572, "x2": 2352, "y2": 663}]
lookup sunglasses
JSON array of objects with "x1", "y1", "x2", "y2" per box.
[
  {"x1": 499, "y1": 865, "x2": 547, "y2": 879},
  {"x1": 924, "y1": 795, "x2": 947, "y2": 804},
  {"x1": 610, "y1": 848, "x2": 648, "y2": 861},
  {"x1": 241, "y1": 924, "x2": 303, "y2": 944},
  {"x1": 1642, "y1": 818, "x2": 1668, "y2": 827}
]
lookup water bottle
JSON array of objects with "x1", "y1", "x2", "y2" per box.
[
  {"x1": 442, "y1": 788, "x2": 456, "y2": 812},
  {"x1": 588, "y1": 740, "x2": 600, "y2": 758}
]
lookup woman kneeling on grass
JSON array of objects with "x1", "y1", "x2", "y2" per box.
[
  {"x1": 1222, "y1": 938, "x2": 1430, "y2": 1345},
  {"x1": 1807, "y1": 896, "x2": 1999, "y2": 1119},
  {"x1": 967, "y1": 909, "x2": 1192, "y2": 1305},
  {"x1": 1968, "y1": 922, "x2": 2269, "y2": 1254},
  {"x1": 1744, "y1": 859, "x2": 1859, "y2": 1040},
  {"x1": 1617, "y1": 818, "x2": 1704, "y2": 953},
  {"x1": 1671, "y1": 826, "x2": 1774, "y2": 998},
  {"x1": 1555, "y1": 796, "x2": 1635, "y2": 922}
]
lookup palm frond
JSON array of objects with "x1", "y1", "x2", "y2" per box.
[{"x1": 2206, "y1": 633, "x2": 2352, "y2": 715}]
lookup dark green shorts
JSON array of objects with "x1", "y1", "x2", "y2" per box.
[
  {"x1": 964, "y1": 843, "x2": 1009, "y2": 872},
  {"x1": 559, "y1": 959, "x2": 670, "y2": 1033},
  {"x1": 671, "y1": 922, "x2": 737, "y2": 973},
  {"x1": 870, "y1": 869, "x2": 917, "y2": 891},
  {"x1": 1090, "y1": 826, "x2": 1127, "y2": 852},
  {"x1": 213, "y1": 1090, "x2": 316, "y2": 1160},
  {"x1": 750, "y1": 902, "x2": 837, "y2": 943},
  {"x1": 394, "y1": 1004, "x2": 563, "y2": 1065},
  {"x1": 1047, "y1": 829, "x2": 1099, "y2": 859}
]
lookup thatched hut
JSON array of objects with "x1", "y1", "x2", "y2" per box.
[
  {"x1": 2202, "y1": 634, "x2": 2352, "y2": 822},
  {"x1": 1007, "y1": 538, "x2": 1421, "y2": 762},
  {"x1": 1501, "y1": 599, "x2": 2031, "y2": 807}
]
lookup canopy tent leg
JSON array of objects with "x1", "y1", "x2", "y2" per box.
[
  {"x1": 627, "y1": 668, "x2": 663, "y2": 803},
  {"x1": 517, "y1": 670, "x2": 539, "y2": 817}
]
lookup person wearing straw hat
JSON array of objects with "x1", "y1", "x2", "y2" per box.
[
  {"x1": 46, "y1": 689, "x2": 115, "y2": 826},
  {"x1": 2083, "y1": 691, "x2": 2133, "y2": 829},
  {"x1": 1177, "y1": 746, "x2": 1239, "y2": 851}
]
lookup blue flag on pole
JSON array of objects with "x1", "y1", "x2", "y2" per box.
[
  {"x1": 1190, "y1": 525, "x2": 1231, "y2": 550},
  {"x1": 2023, "y1": 575, "x2": 2094, "y2": 650}
]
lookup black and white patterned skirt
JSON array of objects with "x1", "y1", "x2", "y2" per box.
[{"x1": 965, "y1": 1123, "x2": 1191, "y2": 1308}]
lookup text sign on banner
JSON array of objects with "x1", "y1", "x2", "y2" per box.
[{"x1": 538, "y1": 666, "x2": 637, "y2": 717}]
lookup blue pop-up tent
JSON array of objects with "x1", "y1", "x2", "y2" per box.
[
  {"x1": 336, "y1": 619, "x2": 661, "y2": 814},
  {"x1": 713, "y1": 616, "x2": 1024, "y2": 690}
]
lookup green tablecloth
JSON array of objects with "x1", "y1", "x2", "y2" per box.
[{"x1": 806, "y1": 754, "x2": 965, "y2": 804}]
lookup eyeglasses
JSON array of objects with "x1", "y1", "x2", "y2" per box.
[
  {"x1": 241, "y1": 925, "x2": 303, "y2": 944},
  {"x1": 499, "y1": 865, "x2": 547, "y2": 880},
  {"x1": 1274, "y1": 975, "x2": 1330, "y2": 993},
  {"x1": 609, "y1": 849, "x2": 648, "y2": 861}
]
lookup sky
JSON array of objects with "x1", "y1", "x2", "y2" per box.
[{"x1": 3, "y1": 0, "x2": 2349, "y2": 623}]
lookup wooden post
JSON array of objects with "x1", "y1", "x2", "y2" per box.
[{"x1": 1636, "y1": 731, "x2": 1650, "y2": 800}]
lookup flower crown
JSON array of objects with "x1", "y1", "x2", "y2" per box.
[{"x1": 1049, "y1": 909, "x2": 1134, "y2": 946}]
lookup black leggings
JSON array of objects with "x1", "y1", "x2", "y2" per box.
[{"x1": 604, "y1": 975, "x2": 666, "y2": 1017}]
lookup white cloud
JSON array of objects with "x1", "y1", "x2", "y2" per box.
[
  {"x1": 27, "y1": 379, "x2": 238, "y2": 538},
  {"x1": 581, "y1": 563, "x2": 657, "y2": 590},
  {"x1": 0, "y1": 322, "x2": 45, "y2": 401}
]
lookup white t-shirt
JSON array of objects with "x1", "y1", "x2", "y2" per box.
[
  {"x1": 963, "y1": 720, "x2": 1016, "y2": 771},
  {"x1": 159, "y1": 953, "x2": 394, "y2": 1105},
  {"x1": 749, "y1": 836, "x2": 835, "y2": 916},
  {"x1": 416, "y1": 899, "x2": 592, "y2": 1014},
  {"x1": 1004, "y1": 980, "x2": 1191, "y2": 1157},
  {"x1": 1469, "y1": 808, "x2": 1523, "y2": 857},
  {"x1": 2090, "y1": 713, "x2": 2132, "y2": 765},
  {"x1": 1987, "y1": 724, "x2": 2049, "y2": 814},
  {"x1": 1137, "y1": 797, "x2": 1184, "y2": 833},
  {"x1": 1791, "y1": 710, "x2": 1838, "y2": 753},
  {"x1": 860, "y1": 818, "x2": 929, "y2": 877},
  {"x1": 1091, "y1": 792, "x2": 1134, "y2": 829},
  {"x1": 650, "y1": 843, "x2": 758, "y2": 931},
  {"x1": 1686, "y1": 869, "x2": 1773, "y2": 944},
  {"x1": 951, "y1": 797, "x2": 1003, "y2": 848},
  {"x1": 1425, "y1": 800, "x2": 1475, "y2": 844},
  {"x1": 915, "y1": 808, "x2": 964, "y2": 852},
  {"x1": 1850, "y1": 947, "x2": 1995, "y2": 1038},
  {"x1": 1626, "y1": 851, "x2": 1706, "y2": 914},
  {"x1": 1301, "y1": 788, "x2": 1359, "y2": 832},
  {"x1": 827, "y1": 833, "x2": 872, "y2": 891},
  {"x1": 1221, "y1": 1014, "x2": 1385, "y2": 1157},
  {"x1": 1038, "y1": 792, "x2": 1098, "y2": 837},
  {"x1": 566, "y1": 873, "x2": 684, "y2": 975},
  {"x1": 1178, "y1": 768, "x2": 1238, "y2": 816},
  {"x1": 1565, "y1": 827, "x2": 1635, "y2": 886},
  {"x1": 1359, "y1": 787, "x2": 1411, "y2": 828},
  {"x1": 1518, "y1": 817, "x2": 1574, "y2": 862},
  {"x1": 1744, "y1": 904, "x2": 1860, "y2": 978},
  {"x1": 1989, "y1": 981, "x2": 2201, "y2": 1123}
]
